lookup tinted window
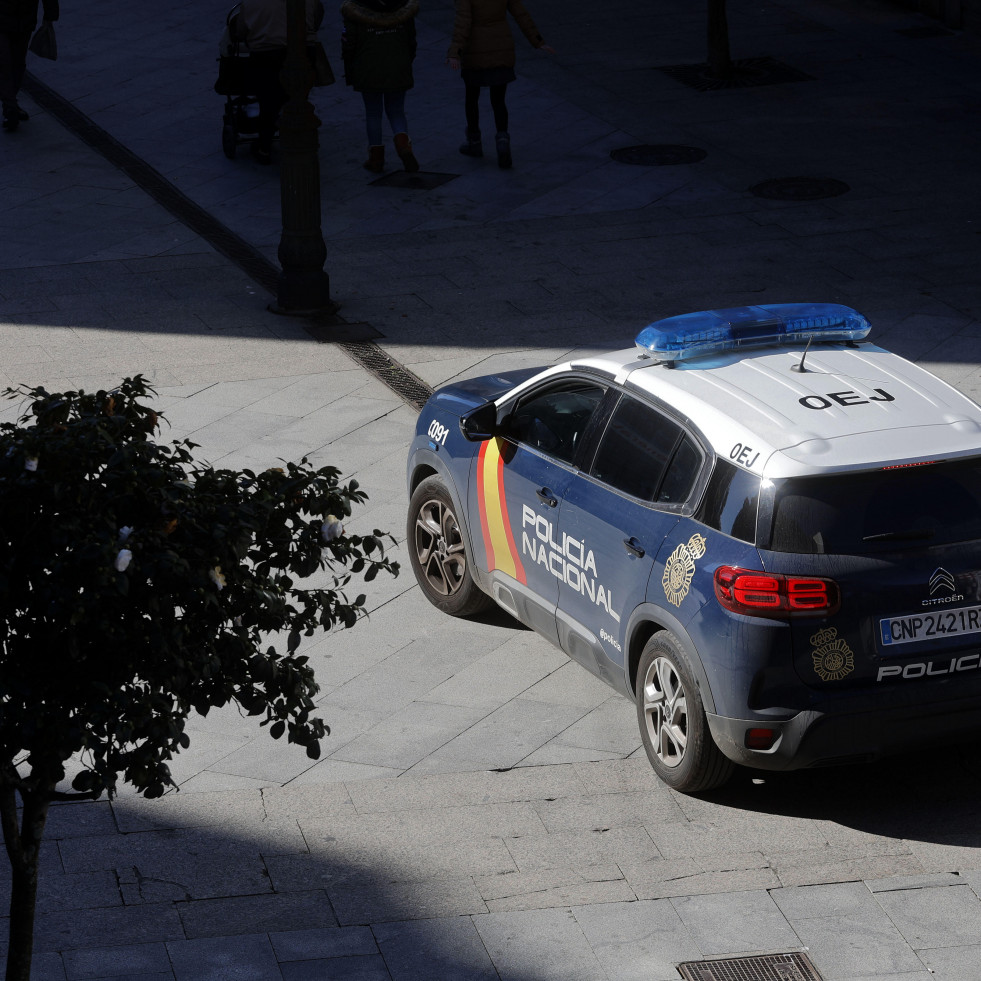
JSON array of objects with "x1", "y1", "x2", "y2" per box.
[
  {"x1": 589, "y1": 396, "x2": 685, "y2": 501},
  {"x1": 659, "y1": 435, "x2": 702, "y2": 504},
  {"x1": 507, "y1": 380, "x2": 605, "y2": 465},
  {"x1": 769, "y1": 457, "x2": 981, "y2": 554},
  {"x1": 698, "y1": 459, "x2": 760, "y2": 543}
]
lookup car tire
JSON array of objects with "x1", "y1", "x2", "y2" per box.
[
  {"x1": 407, "y1": 475, "x2": 493, "y2": 617},
  {"x1": 636, "y1": 630, "x2": 734, "y2": 793}
]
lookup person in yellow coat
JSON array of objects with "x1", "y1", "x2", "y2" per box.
[{"x1": 446, "y1": 0, "x2": 553, "y2": 169}]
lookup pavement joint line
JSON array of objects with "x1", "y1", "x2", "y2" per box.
[{"x1": 21, "y1": 71, "x2": 435, "y2": 412}]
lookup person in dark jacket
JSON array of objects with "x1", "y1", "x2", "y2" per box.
[
  {"x1": 447, "y1": 0, "x2": 553, "y2": 169},
  {"x1": 341, "y1": 0, "x2": 419, "y2": 174},
  {"x1": 0, "y1": 0, "x2": 58, "y2": 131}
]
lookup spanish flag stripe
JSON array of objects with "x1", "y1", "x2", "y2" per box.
[
  {"x1": 476, "y1": 440, "x2": 496, "y2": 570},
  {"x1": 477, "y1": 438, "x2": 525, "y2": 584},
  {"x1": 496, "y1": 450, "x2": 526, "y2": 584}
]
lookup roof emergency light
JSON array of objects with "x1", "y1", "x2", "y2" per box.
[{"x1": 635, "y1": 303, "x2": 871, "y2": 362}]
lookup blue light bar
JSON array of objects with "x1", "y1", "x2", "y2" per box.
[{"x1": 635, "y1": 303, "x2": 871, "y2": 362}]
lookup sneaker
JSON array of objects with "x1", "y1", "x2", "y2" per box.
[{"x1": 495, "y1": 132, "x2": 512, "y2": 170}]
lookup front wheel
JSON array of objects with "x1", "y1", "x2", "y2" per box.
[
  {"x1": 407, "y1": 475, "x2": 492, "y2": 617},
  {"x1": 636, "y1": 631, "x2": 734, "y2": 793}
]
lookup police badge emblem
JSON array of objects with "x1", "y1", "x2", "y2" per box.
[{"x1": 662, "y1": 533, "x2": 707, "y2": 607}]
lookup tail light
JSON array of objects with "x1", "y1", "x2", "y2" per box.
[{"x1": 714, "y1": 566, "x2": 840, "y2": 618}]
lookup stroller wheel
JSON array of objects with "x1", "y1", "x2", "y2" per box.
[{"x1": 222, "y1": 122, "x2": 237, "y2": 160}]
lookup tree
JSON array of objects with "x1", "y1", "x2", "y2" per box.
[
  {"x1": 0, "y1": 376, "x2": 398, "y2": 981},
  {"x1": 707, "y1": 0, "x2": 733, "y2": 78}
]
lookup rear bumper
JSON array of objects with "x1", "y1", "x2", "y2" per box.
[{"x1": 708, "y1": 685, "x2": 981, "y2": 771}]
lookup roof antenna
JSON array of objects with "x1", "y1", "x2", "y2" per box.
[{"x1": 792, "y1": 336, "x2": 813, "y2": 373}]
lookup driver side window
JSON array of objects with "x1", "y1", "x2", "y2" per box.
[{"x1": 507, "y1": 380, "x2": 606, "y2": 465}]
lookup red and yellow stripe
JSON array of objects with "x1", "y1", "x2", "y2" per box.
[{"x1": 476, "y1": 438, "x2": 526, "y2": 584}]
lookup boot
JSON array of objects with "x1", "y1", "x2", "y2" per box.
[
  {"x1": 393, "y1": 132, "x2": 419, "y2": 173},
  {"x1": 363, "y1": 145, "x2": 385, "y2": 173},
  {"x1": 495, "y1": 131, "x2": 512, "y2": 170},
  {"x1": 458, "y1": 128, "x2": 483, "y2": 157}
]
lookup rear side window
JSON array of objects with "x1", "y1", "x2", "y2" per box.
[
  {"x1": 769, "y1": 457, "x2": 981, "y2": 554},
  {"x1": 697, "y1": 459, "x2": 760, "y2": 543},
  {"x1": 588, "y1": 395, "x2": 703, "y2": 504},
  {"x1": 507, "y1": 380, "x2": 606, "y2": 465}
]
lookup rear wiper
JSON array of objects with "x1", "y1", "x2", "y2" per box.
[{"x1": 862, "y1": 528, "x2": 935, "y2": 542}]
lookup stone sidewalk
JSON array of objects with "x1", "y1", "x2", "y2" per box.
[{"x1": 2, "y1": 0, "x2": 981, "y2": 977}]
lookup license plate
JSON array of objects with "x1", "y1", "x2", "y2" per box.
[{"x1": 880, "y1": 605, "x2": 981, "y2": 647}]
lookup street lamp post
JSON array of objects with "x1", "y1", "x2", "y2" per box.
[{"x1": 273, "y1": 0, "x2": 334, "y2": 314}]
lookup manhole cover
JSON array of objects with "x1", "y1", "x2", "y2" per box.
[
  {"x1": 611, "y1": 144, "x2": 706, "y2": 166},
  {"x1": 750, "y1": 177, "x2": 850, "y2": 201},
  {"x1": 896, "y1": 25, "x2": 955, "y2": 37},
  {"x1": 679, "y1": 951, "x2": 823, "y2": 981},
  {"x1": 656, "y1": 56, "x2": 814, "y2": 91},
  {"x1": 371, "y1": 171, "x2": 458, "y2": 190}
]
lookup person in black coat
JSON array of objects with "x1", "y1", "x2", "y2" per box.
[
  {"x1": 341, "y1": 0, "x2": 419, "y2": 173},
  {"x1": 0, "y1": 0, "x2": 58, "y2": 131}
]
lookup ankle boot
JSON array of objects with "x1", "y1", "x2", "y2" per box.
[
  {"x1": 495, "y1": 131, "x2": 512, "y2": 169},
  {"x1": 459, "y1": 128, "x2": 483, "y2": 157},
  {"x1": 363, "y1": 145, "x2": 385, "y2": 173},
  {"x1": 393, "y1": 132, "x2": 419, "y2": 173}
]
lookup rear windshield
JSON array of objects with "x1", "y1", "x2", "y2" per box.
[{"x1": 768, "y1": 457, "x2": 981, "y2": 554}]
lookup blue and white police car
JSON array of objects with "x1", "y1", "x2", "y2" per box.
[{"x1": 405, "y1": 303, "x2": 981, "y2": 792}]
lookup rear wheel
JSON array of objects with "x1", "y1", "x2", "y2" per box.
[
  {"x1": 407, "y1": 476, "x2": 492, "y2": 617},
  {"x1": 636, "y1": 631, "x2": 734, "y2": 793}
]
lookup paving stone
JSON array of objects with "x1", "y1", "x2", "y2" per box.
[
  {"x1": 669, "y1": 889, "x2": 801, "y2": 957},
  {"x1": 918, "y1": 944, "x2": 981, "y2": 980},
  {"x1": 177, "y1": 890, "x2": 337, "y2": 939},
  {"x1": 372, "y1": 917, "x2": 499, "y2": 981},
  {"x1": 505, "y1": 826, "x2": 661, "y2": 872},
  {"x1": 62, "y1": 942, "x2": 171, "y2": 980},
  {"x1": 574, "y1": 899, "x2": 704, "y2": 981},
  {"x1": 166, "y1": 934, "x2": 281, "y2": 981},
  {"x1": 279, "y1": 955, "x2": 391, "y2": 981},
  {"x1": 873, "y1": 883, "x2": 981, "y2": 950},
  {"x1": 269, "y1": 926, "x2": 377, "y2": 962},
  {"x1": 327, "y1": 875, "x2": 488, "y2": 925}
]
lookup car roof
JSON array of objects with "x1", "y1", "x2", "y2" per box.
[{"x1": 556, "y1": 341, "x2": 981, "y2": 479}]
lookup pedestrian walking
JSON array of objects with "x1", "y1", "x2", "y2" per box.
[
  {"x1": 341, "y1": 0, "x2": 420, "y2": 174},
  {"x1": 0, "y1": 0, "x2": 58, "y2": 132},
  {"x1": 237, "y1": 0, "x2": 324, "y2": 163},
  {"x1": 446, "y1": 0, "x2": 553, "y2": 169}
]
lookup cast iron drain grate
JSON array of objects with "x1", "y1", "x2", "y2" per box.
[
  {"x1": 611, "y1": 145, "x2": 707, "y2": 166},
  {"x1": 371, "y1": 171, "x2": 458, "y2": 190},
  {"x1": 896, "y1": 25, "x2": 955, "y2": 37},
  {"x1": 341, "y1": 342, "x2": 434, "y2": 409},
  {"x1": 656, "y1": 56, "x2": 815, "y2": 91},
  {"x1": 750, "y1": 177, "x2": 850, "y2": 201},
  {"x1": 678, "y1": 951, "x2": 823, "y2": 981}
]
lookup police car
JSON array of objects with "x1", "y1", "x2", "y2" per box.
[{"x1": 405, "y1": 303, "x2": 981, "y2": 792}]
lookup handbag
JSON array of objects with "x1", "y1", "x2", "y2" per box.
[
  {"x1": 308, "y1": 41, "x2": 335, "y2": 87},
  {"x1": 29, "y1": 20, "x2": 58, "y2": 61}
]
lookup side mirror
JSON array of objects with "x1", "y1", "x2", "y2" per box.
[{"x1": 460, "y1": 402, "x2": 498, "y2": 442}]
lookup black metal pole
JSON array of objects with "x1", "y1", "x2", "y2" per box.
[{"x1": 272, "y1": 0, "x2": 334, "y2": 314}]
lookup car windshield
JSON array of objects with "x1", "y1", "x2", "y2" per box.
[{"x1": 768, "y1": 456, "x2": 981, "y2": 554}]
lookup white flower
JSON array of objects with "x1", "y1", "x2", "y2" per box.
[
  {"x1": 24, "y1": 457, "x2": 38, "y2": 472},
  {"x1": 118, "y1": 526, "x2": 134, "y2": 543},
  {"x1": 321, "y1": 515, "x2": 344, "y2": 542},
  {"x1": 209, "y1": 567, "x2": 226, "y2": 591},
  {"x1": 115, "y1": 549, "x2": 132, "y2": 572}
]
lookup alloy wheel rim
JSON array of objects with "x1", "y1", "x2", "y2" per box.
[
  {"x1": 642, "y1": 655, "x2": 688, "y2": 767},
  {"x1": 414, "y1": 498, "x2": 466, "y2": 596}
]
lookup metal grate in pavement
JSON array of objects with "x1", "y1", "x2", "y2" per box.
[
  {"x1": 21, "y1": 73, "x2": 435, "y2": 412},
  {"x1": 611, "y1": 145, "x2": 707, "y2": 166},
  {"x1": 370, "y1": 171, "x2": 458, "y2": 190},
  {"x1": 657, "y1": 57, "x2": 815, "y2": 91},
  {"x1": 678, "y1": 951, "x2": 823, "y2": 981},
  {"x1": 750, "y1": 177, "x2": 850, "y2": 201}
]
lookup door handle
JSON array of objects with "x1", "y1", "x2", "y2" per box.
[
  {"x1": 623, "y1": 537, "x2": 645, "y2": 558},
  {"x1": 536, "y1": 487, "x2": 558, "y2": 508}
]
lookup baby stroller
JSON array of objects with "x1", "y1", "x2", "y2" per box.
[
  {"x1": 214, "y1": 3, "x2": 333, "y2": 162},
  {"x1": 214, "y1": 4, "x2": 270, "y2": 160}
]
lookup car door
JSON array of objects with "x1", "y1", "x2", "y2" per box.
[
  {"x1": 468, "y1": 377, "x2": 607, "y2": 644},
  {"x1": 556, "y1": 392, "x2": 707, "y2": 687}
]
